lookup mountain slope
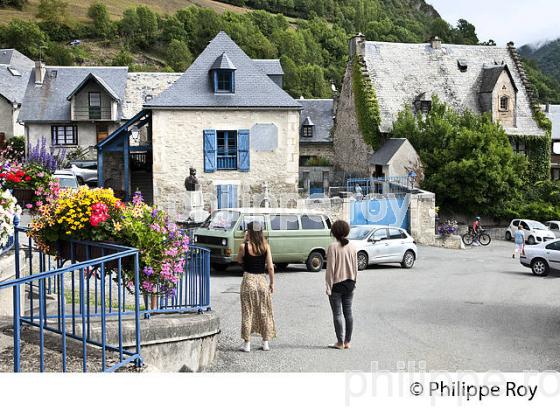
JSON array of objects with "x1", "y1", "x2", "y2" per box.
[{"x1": 519, "y1": 39, "x2": 560, "y2": 103}]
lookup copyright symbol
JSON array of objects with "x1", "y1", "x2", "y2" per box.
[{"x1": 410, "y1": 382, "x2": 423, "y2": 396}]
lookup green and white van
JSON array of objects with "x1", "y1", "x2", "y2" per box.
[{"x1": 192, "y1": 208, "x2": 333, "y2": 272}]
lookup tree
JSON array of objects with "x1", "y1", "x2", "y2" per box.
[
  {"x1": 166, "y1": 39, "x2": 192, "y2": 72},
  {"x1": 36, "y1": 0, "x2": 68, "y2": 24},
  {"x1": 2, "y1": 19, "x2": 49, "y2": 58},
  {"x1": 136, "y1": 5, "x2": 158, "y2": 48},
  {"x1": 45, "y1": 42, "x2": 73, "y2": 65},
  {"x1": 454, "y1": 19, "x2": 478, "y2": 45},
  {"x1": 392, "y1": 97, "x2": 528, "y2": 217},
  {"x1": 112, "y1": 48, "x2": 134, "y2": 66},
  {"x1": 87, "y1": 2, "x2": 113, "y2": 39}
]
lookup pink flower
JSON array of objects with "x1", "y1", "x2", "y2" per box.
[
  {"x1": 35, "y1": 201, "x2": 43, "y2": 207},
  {"x1": 25, "y1": 203, "x2": 33, "y2": 209}
]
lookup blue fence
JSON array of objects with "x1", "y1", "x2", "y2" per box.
[
  {"x1": 0, "y1": 224, "x2": 211, "y2": 372},
  {"x1": 346, "y1": 176, "x2": 413, "y2": 196}
]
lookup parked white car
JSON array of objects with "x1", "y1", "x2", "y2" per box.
[
  {"x1": 54, "y1": 170, "x2": 79, "y2": 190},
  {"x1": 519, "y1": 239, "x2": 560, "y2": 276},
  {"x1": 544, "y1": 221, "x2": 560, "y2": 238},
  {"x1": 505, "y1": 219, "x2": 555, "y2": 245},
  {"x1": 348, "y1": 225, "x2": 417, "y2": 270}
]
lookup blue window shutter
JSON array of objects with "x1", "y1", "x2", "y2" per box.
[
  {"x1": 203, "y1": 129, "x2": 217, "y2": 173},
  {"x1": 237, "y1": 129, "x2": 250, "y2": 172},
  {"x1": 212, "y1": 71, "x2": 218, "y2": 93},
  {"x1": 231, "y1": 71, "x2": 235, "y2": 93},
  {"x1": 230, "y1": 185, "x2": 238, "y2": 208}
]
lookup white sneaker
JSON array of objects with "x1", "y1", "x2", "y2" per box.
[
  {"x1": 262, "y1": 341, "x2": 270, "y2": 351},
  {"x1": 240, "y1": 342, "x2": 250, "y2": 352}
]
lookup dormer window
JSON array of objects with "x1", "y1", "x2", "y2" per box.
[
  {"x1": 420, "y1": 100, "x2": 431, "y2": 114},
  {"x1": 215, "y1": 70, "x2": 234, "y2": 93},
  {"x1": 499, "y1": 96, "x2": 509, "y2": 111},
  {"x1": 302, "y1": 116, "x2": 314, "y2": 137},
  {"x1": 210, "y1": 52, "x2": 236, "y2": 94}
]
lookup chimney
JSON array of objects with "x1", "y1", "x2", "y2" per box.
[
  {"x1": 349, "y1": 33, "x2": 366, "y2": 58},
  {"x1": 35, "y1": 61, "x2": 46, "y2": 85},
  {"x1": 430, "y1": 36, "x2": 442, "y2": 49}
]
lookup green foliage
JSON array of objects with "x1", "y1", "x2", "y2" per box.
[
  {"x1": 304, "y1": 156, "x2": 331, "y2": 166},
  {"x1": 45, "y1": 42, "x2": 74, "y2": 65},
  {"x1": 87, "y1": 2, "x2": 113, "y2": 39},
  {"x1": 513, "y1": 180, "x2": 560, "y2": 221},
  {"x1": 36, "y1": 0, "x2": 68, "y2": 25},
  {"x1": 519, "y1": 40, "x2": 560, "y2": 87},
  {"x1": 165, "y1": 39, "x2": 192, "y2": 72},
  {"x1": 352, "y1": 58, "x2": 382, "y2": 149},
  {"x1": 0, "y1": 0, "x2": 26, "y2": 10},
  {"x1": 1, "y1": 19, "x2": 48, "y2": 58},
  {"x1": 520, "y1": 57, "x2": 560, "y2": 104},
  {"x1": 111, "y1": 48, "x2": 134, "y2": 66},
  {"x1": 392, "y1": 97, "x2": 528, "y2": 217}
]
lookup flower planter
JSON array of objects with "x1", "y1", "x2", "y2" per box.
[
  {"x1": 56, "y1": 240, "x2": 133, "y2": 271},
  {"x1": 11, "y1": 188, "x2": 34, "y2": 206}
]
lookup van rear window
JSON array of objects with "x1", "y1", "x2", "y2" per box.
[
  {"x1": 301, "y1": 215, "x2": 325, "y2": 230},
  {"x1": 270, "y1": 214, "x2": 299, "y2": 230}
]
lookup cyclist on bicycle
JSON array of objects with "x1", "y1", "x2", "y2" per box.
[{"x1": 472, "y1": 216, "x2": 482, "y2": 246}]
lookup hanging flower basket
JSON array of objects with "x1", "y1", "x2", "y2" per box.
[{"x1": 56, "y1": 239, "x2": 134, "y2": 271}]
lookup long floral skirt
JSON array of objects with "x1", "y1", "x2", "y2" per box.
[{"x1": 240, "y1": 273, "x2": 276, "y2": 341}]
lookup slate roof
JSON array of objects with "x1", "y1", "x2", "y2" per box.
[
  {"x1": 19, "y1": 66, "x2": 128, "y2": 122},
  {"x1": 145, "y1": 32, "x2": 300, "y2": 109},
  {"x1": 363, "y1": 41, "x2": 545, "y2": 136},
  {"x1": 369, "y1": 138, "x2": 408, "y2": 165},
  {"x1": 67, "y1": 73, "x2": 121, "y2": 101},
  {"x1": 479, "y1": 65, "x2": 517, "y2": 93},
  {"x1": 0, "y1": 49, "x2": 34, "y2": 105},
  {"x1": 210, "y1": 53, "x2": 236, "y2": 70},
  {"x1": 544, "y1": 105, "x2": 560, "y2": 141},
  {"x1": 252, "y1": 59, "x2": 284, "y2": 76},
  {"x1": 299, "y1": 99, "x2": 334, "y2": 143}
]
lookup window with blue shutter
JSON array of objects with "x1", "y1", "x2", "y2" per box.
[
  {"x1": 203, "y1": 129, "x2": 217, "y2": 173},
  {"x1": 216, "y1": 184, "x2": 238, "y2": 209},
  {"x1": 237, "y1": 129, "x2": 250, "y2": 172}
]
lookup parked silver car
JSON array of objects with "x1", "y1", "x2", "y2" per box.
[
  {"x1": 54, "y1": 170, "x2": 79, "y2": 190},
  {"x1": 348, "y1": 225, "x2": 417, "y2": 270},
  {"x1": 67, "y1": 161, "x2": 97, "y2": 186},
  {"x1": 519, "y1": 239, "x2": 560, "y2": 276}
]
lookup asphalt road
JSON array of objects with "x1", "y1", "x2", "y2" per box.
[{"x1": 207, "y1": 240, "x2": 560, "y2": 372}]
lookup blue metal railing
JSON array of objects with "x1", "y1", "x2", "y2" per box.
[
  {"x1": 0, "y1": 226, "x2": 143, "y2": 372},
  {"x1": 216, "y1": 155, "x2": 237, "y2": 170},
  {"x1": 0, "y1": 223, "x2": 211, "y2": 372},
  {"x1": 346, "y1": 176, "x2": 413, "y2": 196}
]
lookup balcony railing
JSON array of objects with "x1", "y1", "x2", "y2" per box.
[
  {"x1": 217, "y1": 154, "x2": 237, "y2": 170},
  {"x1": 73, "y1": 107, "x2": 112, "y2": 121}
]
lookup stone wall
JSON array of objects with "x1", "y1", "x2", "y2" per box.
[
  {"x1": 299, "y1": 143, "x2": 335, "y2": 162},
  {"x1": 0, "y1": 99, "x2": 17, "y2": 139},
  {"x1": 409, "y1": 190, "x2": 436, "y2": 245},
  {"x1": 151, "y1": 109, "x2": 300, "y2": 217},
  {"x1": 331, "y1": 62, "x2": 373, "y2": 177}
]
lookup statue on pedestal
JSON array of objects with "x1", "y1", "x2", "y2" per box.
[{"x1": 184, "y1": 167, "x2": 199, "y2": 191}]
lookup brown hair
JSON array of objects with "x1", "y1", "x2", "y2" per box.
[
  {"x1": 331, "y1": 220, "x2": 350, "y2": 246},
  {"x1": 246, "y1": 221, "x2": 267, "y2": 255}
]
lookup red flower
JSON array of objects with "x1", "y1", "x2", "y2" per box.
[{"x1": 24, "y1": 176, "x2": 31, "y2": 181}]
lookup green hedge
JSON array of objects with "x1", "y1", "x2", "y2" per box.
[{"x1": 351, "y1": 58, "x2": 382, "y2": 149}]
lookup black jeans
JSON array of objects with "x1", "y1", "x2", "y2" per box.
[{"x1": 328, "y1": 291, "x2": 354, "y2": 344}]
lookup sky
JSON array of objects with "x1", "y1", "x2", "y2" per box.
[{"x1": 428, "y1": 0, "x2": 560, "y2": 47}]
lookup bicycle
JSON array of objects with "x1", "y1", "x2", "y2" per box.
[{"x1": 462, "y1": 228, "x2": 491, "y2": 246}]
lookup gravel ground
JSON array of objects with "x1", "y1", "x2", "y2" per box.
[{"x1": 207, "y1": 240, "x2": 560, "y2": 372}]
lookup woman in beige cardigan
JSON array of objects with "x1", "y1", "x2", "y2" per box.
[{"x1": 325, "y1": 220, "x2": 358, "y2": 350}]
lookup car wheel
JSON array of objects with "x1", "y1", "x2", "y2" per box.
[
  {"x1": 401, "y1": 250, "x2": 415, "y2": 269},
  {"x1": 527, "y1": 236, "x2": 536, "y2": 245},
  {"x1": 505, "y1": 231, "x2": 512, "y2": 241},
  {"x1": 76, "y1": 176, "x2": 85, "y2": 185},
  {"x1": 275, "y1": 263, "x2": 288, "y2": 271},
  {"x1": 531, "y1": 258, "x2": 549, "y2": 276},
  {"x1": 306, "y1": 251, "x2": 324, "y2": 273},
  {"x1": 357, "y1": 251, "x2": 368, "y2": 271},
  {"x1": 211, "y1": 263, "x2": 229, "y2": 272}
]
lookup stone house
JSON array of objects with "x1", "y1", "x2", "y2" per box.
[
  {"x1": 298, "y1": 98, "x2": 335, "y2": 195},
  {"x1": 368, "y1": 138, "x2": 420, "y2": 178},
  {"x1": 0, "y1": 49, "x2": 34, "y2": 142},
  {"x1": 100, "y1": 32, "x2": 301, "y2": 214},
  {"x1": 333, "y1": 34, "x2": 547, "y2": 178}
]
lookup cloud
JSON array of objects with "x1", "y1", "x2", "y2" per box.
[{"x1": 428, "y1": 0, "x2": 560, "y2": 46}]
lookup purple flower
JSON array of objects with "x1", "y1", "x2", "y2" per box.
[
  {"x1": 143, "y1": 266, "x2": 154, "y2": 277},
  {"x1": 132, "y1": 191, "x2": 144, "y2": 206},
  {"x1": 151, "y1": 208, "x2": 158, "y2": 219}
]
